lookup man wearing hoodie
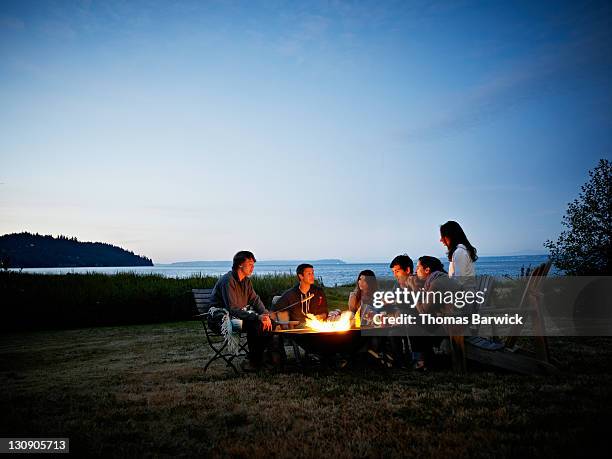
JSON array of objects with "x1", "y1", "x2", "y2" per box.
[{"x1": 272, "y1": 263, "x2": 329, "y2": 326}]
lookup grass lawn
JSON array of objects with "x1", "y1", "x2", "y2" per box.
[{"x1": 1, "y1": 321, "x2": 611, "y2": 458}]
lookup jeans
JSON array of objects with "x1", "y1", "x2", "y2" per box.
[
  {"x1": 242, "y1": 319, "x2": 272, "y2": 365},
  {"x1": 231, "y1": 318, "x2": 243, "y2": 332}
]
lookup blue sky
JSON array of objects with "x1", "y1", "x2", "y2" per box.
[{"x1": 1, "y1": 0, "x2": 611, "y2": 263}]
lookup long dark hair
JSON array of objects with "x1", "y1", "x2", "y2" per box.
[
  {"x1": 355, "y1": 269, "x2": 378, "y2": 304},
  {"x1": 418, "y1": 256, "x2": 446, "y2": 274},
  {"x1": 440, "y1": 221, "x2": 478, "y2": 262}
]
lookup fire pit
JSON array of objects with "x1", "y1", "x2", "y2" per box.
[
  {"x1": 273, "y1": 328, "x2": 365, "y2": 355},
  {"x1": 272, "y1": 311, "x2": 366, "y2": 356}
]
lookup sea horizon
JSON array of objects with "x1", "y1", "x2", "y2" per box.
[
  {"x1": 16, "y1": 254, "x2": 554, "y2": 286},
  {"x1": 156, "y1": 253, "x2": 551, "y2": 266}
]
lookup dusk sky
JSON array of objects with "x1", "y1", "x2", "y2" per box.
[{"x1": 1, "y1": 0, "x2": 611, "y2": 263}]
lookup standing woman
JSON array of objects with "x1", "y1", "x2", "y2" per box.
[{"x1": 440, "y1": 221, "x2": 478, "y2": 278}]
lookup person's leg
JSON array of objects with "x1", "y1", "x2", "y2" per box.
[
  {"x1": 409, "y1": 336, "x2": 429, "y2": 353},
  {"x1": 268, "y1": 334, "x2": 286, "y2": 366},
  {"x1": 370, "y1": 336, "x2": 381, "y2": 353},
  {"x1": 365, "y1": 337, "x2": 393, "y2": 368},
  {"x1": 230, "y1": 318, "x2": 243, "y2": 331},
  {"x1": 389, "y1": 336, "x2": 407, "y2": 368},
  {"x1": 410, "y1": 335, "x2": 444, "y2": 369},
  {"x1": 409, "y1": 335, "x2": 431, "y2": 369},
  {"x1": 243, "y1": 319, "x2": 270, "y2": 366}
]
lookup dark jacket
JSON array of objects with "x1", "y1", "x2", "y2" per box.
[
  {"x1": 210, "y1": 270, "x2": 268, "y2": 321},
  {"x1": 415, "y1": 271, "x2": 459, "y2": 315},
  {"x1": 272, "y1": 283, "x2": 328, "y2": 324}
]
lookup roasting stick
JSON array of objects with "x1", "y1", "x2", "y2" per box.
[{"x1": 271, "y1": 294, "x2": 315, "y2": 314}]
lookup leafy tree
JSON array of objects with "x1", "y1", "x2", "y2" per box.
[{"x1": 545, "y1": 159, "x2": 612, "y2": 275}]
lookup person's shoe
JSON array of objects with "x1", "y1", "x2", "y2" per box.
[
  {"x1": 367, "y1": 349, "x2": 381, "y2": 360},
  {"x1": 240, "y1": 360, "x2": 261, "y2": 373},
  {"x1": 368, "y1": 349, "x2": 392, "y2": 368},
  {"x1": 336, "y1": 358, "x2": 349, "y2": 369},
  {"x1": 437, "y1": 338, "x2": 452, "y2": 355},
  {"x1": 305, "y1": 354, "x2": 321, "y2": 365}
]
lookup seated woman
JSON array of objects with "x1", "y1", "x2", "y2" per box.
[
  {"x1": 349, "y1": 270, "x2": 408, "y2": 367},
  {"x1": 348, "y1": 269, "x2": 379, "y2": 325}
]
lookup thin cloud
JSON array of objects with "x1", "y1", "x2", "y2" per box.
[
  {"x1": 39, "y1": 19, "x2": 77, "y2": 40},
  {"x1": 398, "y1": 7, "x2": 612, "y2": 142},
  {"x1": 273, "y1": 13, "x2": 331, "y2": 59},
  {"x1": 455, "y1": 184, "x2": 538, "y2": 194},
  {"x1": 0, "y1": 15, "x2": 24, "y2": 30}
]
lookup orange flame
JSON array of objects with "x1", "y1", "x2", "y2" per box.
[{"x1": 304, "y1": 311, "x2": 354, "y2": 332}]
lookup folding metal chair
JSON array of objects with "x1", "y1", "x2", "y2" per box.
[{"x1": 192, "y1": 289, "x2": 249, "y2": 374}]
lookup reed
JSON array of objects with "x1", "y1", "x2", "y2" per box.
[{"x1": 0, "y1": 271, "x2": 297, "y2": 331}]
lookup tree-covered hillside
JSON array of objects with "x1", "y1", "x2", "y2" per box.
[{"x1": 0, "y1": 232, "x2": 153, "y2": 268}]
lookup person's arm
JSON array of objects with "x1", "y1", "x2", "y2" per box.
[
  {"x1": 218, "y1": 278, "x2": 259, "y2": 321},
  {"x1": 415, "y1": 278, "x2": 441, "y2": 315},
  {"x1": 269, "y1": 292, "x2": 290, "y2": 326},
  {"x1": 245, "y1": 279, "x2": 272, "y2": 330},
  {"x1": 271, "y1": 291, "x2": 289, "y2": 312},
  {"x1": 314, "y1": 289, "x2": 329, "y2": 319},
  {"x1": 246, "y1": 278, "x2": 269, "y2": 315},
  {"x1": 415, "y1": 300, "x2": 432, "y2": 314},
  {"x1": 418, "y1": 276, "x2": 457, "y2": 315},
  {"x1": 348, "y1": 289, "x2": 359, "y2": 313},
  {"x1": 451, "y1": 247, "x2": 471, "y2": 277},
  {"x1": 404, "y1": 275, "x2": 422, "y2": 291}
]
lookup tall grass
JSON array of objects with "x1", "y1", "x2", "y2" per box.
[{"x1": 0, "y1": 271, "x2": 297, "y2": 331}]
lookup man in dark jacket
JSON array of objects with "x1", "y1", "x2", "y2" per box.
[
  {"x1": 272, "y1": 263, "x2": 329, "y2": 327},
  {"x1": 210, "y1": 250, "x2": 272, "y2": 371},
  {"x1": 411, "y1": 255, "x2": 460, "y2": 370}
]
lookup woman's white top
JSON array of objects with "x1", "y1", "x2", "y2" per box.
[{"x1": 448, "y1": 244, "x2": 475, "y2": 277}]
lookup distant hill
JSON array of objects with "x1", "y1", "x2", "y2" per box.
[
  {"x1": 0, "y1": 232, "x2": 153, "y2": 269},
  {"x1": 163, "y1": 259, "x2": 346, "y2": 267}
]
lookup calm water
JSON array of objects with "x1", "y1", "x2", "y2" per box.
[{"x1": 18, "y1": 255, "x2": 553, "y2": 286}]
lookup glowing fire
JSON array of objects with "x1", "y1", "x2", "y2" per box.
[{"x1": 304, "y1": 310, "x2": 355, "y2": 332}]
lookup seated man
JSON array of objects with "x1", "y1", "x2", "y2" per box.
[
  {"x1": 272, "y1": 263, "x2": 329, "y2": 327},
  {"x1": 383, "y1": 254, "x2": 417, "y2": 367},
  {"x1": 209, "y1": 250, "x2": 272, "y2": 371},
  {"x1": 386, "y1": 253, "x2": 423, "y2": 307},
  {"x1": 390, "y1": 253, "x2": 418, "y2": 290},
  {"x1": 411, "y1": 255, "x2": 460, "y2": 371},
  {"x1": 414, "y1": 256, "x2": 460, "y2": 316}
]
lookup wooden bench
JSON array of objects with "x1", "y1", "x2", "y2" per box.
[{"x1": 192, "y1": 288, "x2": 248, "y2": 374}]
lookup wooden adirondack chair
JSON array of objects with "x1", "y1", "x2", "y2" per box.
[
  {"x1": 449, "y1": 274, "x2": 495, "y2": 372},
  {"x1": 461, "y1": 261, "x2": 559, "y2": 375}
]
